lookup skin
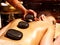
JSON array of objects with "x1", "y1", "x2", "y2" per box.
[
  {"x1": 39, "y1": 15, "x2": 60, "y2": 45},
  {"x1": 0, "y1": 17, "x2": 48, "y2": 45},
  {"x1": 54, "y1": 35, "x2": 60, "y2": 45},
  {"x1": 7, "y1": 0, "x2": 37, "y2": 20},
  {"x1": 1, "y1": 0, "x2": 60, "y2": 44},
  {"x1": 40, "y1": 15, "x2": 56, "y2": 45},
  {"x1": 0, "y1": 14, "x2": 60, "y2": 45}
]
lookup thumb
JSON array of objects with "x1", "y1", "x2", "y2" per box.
[{"x1": 29, "y1": 9, "x2": 38, "y2": 20}]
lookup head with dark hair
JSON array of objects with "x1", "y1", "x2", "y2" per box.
[
  {"x1": 38, "y1": 10, "x2": 56, "y2": 25},
  {"x1": 38, "y1": 10, "x2": 52, "y2": 17}
]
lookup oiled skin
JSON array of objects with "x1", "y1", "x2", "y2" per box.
[
  {"x1": 0, "y1": 19, "x2": 48, "y2": 45},
  {"x1": 40, "y1": 15, "x2": 56, "y2": 45},
  {"x1": 39, "y1": 13, "x2": 60, "y2": 45},
  {"x1": 0, "y1": 15, "x2": 60, "y2": 45}
]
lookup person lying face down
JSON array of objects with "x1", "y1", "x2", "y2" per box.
[
  {"x1": 0, "y1": 15, "x2": 56, "y2": 45},
  {"x1": 37, "y1": 11, "x2": 60, "y2": 45},
  {"x1": 39, "y1": 15, "x2": 60, "y2": 45}
]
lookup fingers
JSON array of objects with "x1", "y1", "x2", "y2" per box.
[
  {"x1": 29, "y1": 9, "x2": 39, "y2": 21},
  {"x1": 23, "y1": 10, "x2": 28, "y2": 18},
  {"x1": 28, "y1": 9, "x2": 37, "y2": 18},
  {"x1": 23, "y1": 9, "x2": 38, "y2": 21}
]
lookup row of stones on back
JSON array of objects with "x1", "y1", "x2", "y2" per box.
[{"x1": 5, "y1": 14, "x2": 34, "y2": 40}]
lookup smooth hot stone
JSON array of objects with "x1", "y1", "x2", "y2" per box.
[
  {"x1": 5, "y1": 29, "x2": 23, "y2": 40},
  {"x1": 25, "y1": 14, "x2": 34, "y2": 22},
  {"x1": 17, "y1": 21, "x2": 29, "y2": 29}
]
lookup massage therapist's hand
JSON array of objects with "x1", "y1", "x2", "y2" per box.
[
  {"x1": 24, "y1": 9, "x2": 38, "y2": 21},
  {"x1": 7, "y1": 0, "x2": 38, "y2": 21}
]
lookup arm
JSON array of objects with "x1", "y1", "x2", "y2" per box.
[
  {"x1": 40, "y1": 26, "x2": 55, "y2": 45},
  {"x1": 39, "y1": 15, "x2": 56, "y2": 45},
  {"x1": 7, "y1": 0, "x2": 37, "y2": 20},
  {"x1": 7, "y1": 0, "x2": 27, "y2": 13}
]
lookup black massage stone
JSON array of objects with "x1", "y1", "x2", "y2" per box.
[
  {"x1": 25, "y1": 14, "x2": 34, "y2": 22},
  {"x1": 5, "y1": 29, "x2": 23, "y2": 40},
  {"x1": 53, "y1": 38, "x2": 55, "y2": 41},
  {"x1": 17, "y1": 21, "x2": 29, "y2": 29}
]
